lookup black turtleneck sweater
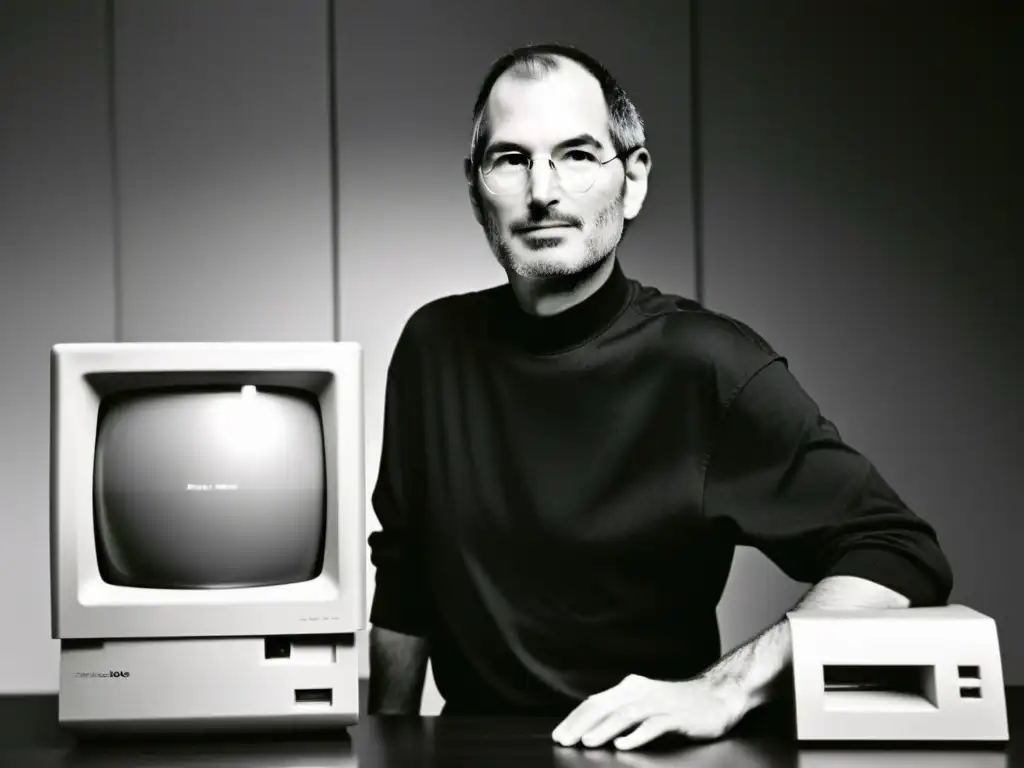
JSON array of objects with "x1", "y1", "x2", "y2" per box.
[{"x1": 368, "y1": 259, "x2": 953, "y2": 715}]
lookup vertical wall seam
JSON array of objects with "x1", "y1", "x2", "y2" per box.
[
  {"x1": 327, "y1": 0, "x2": 341, "y2": 342},
  {"x1": 105, "y1": 0, "x2": 123, "y2": 342},
  {"x1": 688, "y1": 0, "x2": 705, "y2": 307}
]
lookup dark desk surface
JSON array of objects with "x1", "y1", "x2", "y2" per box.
[{"x1": 0, "y1": 689, "x2": 1019, "y2": 767}]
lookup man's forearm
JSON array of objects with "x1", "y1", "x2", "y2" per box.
[
  {"x1": 701, "y1": 575, "x2": 911, "y2": 715},
  {"x1": 367, "y1": 625, "x2": 430, "y2": 714}
]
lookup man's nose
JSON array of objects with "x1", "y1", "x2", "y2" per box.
[{"x1": 527, "y1": 159, "x2": 561, "y2": 206}]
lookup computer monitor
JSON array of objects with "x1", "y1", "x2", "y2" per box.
[{"x1": 49, "y1": 342, "x2": 365, "y2": 733}]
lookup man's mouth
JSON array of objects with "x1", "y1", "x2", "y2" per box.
[{"x1": 518, "y1": 224, "x2": 574, "y2": 233}]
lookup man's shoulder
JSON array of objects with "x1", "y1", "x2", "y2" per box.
[
  {"x1": 399, "y1": 284, "x2": 504, "y2": 345},
  {"x1": 628, "y1": 280, "x2": 784, "y2": 380}
]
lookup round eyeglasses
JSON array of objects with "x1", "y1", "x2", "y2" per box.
[{"x1": 479, "y1": 147, "x2": 638, "y2": 196}]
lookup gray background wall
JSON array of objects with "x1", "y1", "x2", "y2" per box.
[
  {"x1": 698, "y1": 0, "x2": 1022, "y2": 667},
  {"x1": 113, "y1": 0, "x2": 336, "y2": 343},
  {"x1": 0, "y1": 0, "x2": 116, "y2": 695},
  {"x1": 0, "y1": 0, "x2": 1018, "y2": 714},
  {"x1": 1, "y1": 0, "x2": 337, "y2": 696}
]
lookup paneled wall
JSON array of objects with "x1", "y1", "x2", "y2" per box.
[
  {"x1": 0, "y1": 0, "x2": 117, "y2": 693},
  {"x1": 113, "y1": 0, "x2": 335, "y2": 342},
  {"x1": 0, "y1": 0, "x2": 336, "y2": 693}
]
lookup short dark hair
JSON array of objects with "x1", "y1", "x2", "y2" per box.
[{"x1": 468, "y1": 43, "x2": 646, "y2": 172}]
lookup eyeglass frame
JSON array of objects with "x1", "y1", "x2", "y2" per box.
[{"x1": 475, "y1": 144, "x2": 644, "y2": 196}]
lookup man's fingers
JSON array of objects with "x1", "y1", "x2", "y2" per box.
[
  {"x1": 580, "y1": 702, "x2": 657, "y2": 748},
  {"x1": 612, "y1": 713, "x2": 679, "y2": 751},
  {"x1": 552, "y1": 685, "x2": 632, "y2": 745},
  {"x1": 552, "y1": 698, "x2": 606, "y2": 744}
]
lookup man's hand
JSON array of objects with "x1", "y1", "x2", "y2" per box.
[
  {"x1": 550, "y1": 673, "x2": 749, "y2": 751},
  {"x1": 549, "y1": 576, "x2": 913, "y2": 751}
]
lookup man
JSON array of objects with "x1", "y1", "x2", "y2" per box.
[{"x1": 366, "y1": 43, "x2": 952, "y2": 751}]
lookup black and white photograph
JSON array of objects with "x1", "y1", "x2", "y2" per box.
[{"x1": 0, "y1": 1, "x2": 1019, "y2": 766}]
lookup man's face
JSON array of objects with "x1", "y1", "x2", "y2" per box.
[{"x1": 470, "y1": 60, "x2": 636, "y2": 279}]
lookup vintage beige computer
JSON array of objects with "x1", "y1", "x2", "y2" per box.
[{"x1": 49, "y1": 342, "x2": 365, "y2": 733}]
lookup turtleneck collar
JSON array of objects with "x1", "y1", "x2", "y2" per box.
[{"x1": 489, "y1": 257, "x2": 633, "y2": 355}]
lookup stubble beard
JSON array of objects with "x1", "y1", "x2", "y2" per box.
[{"x1": 483, "y1": 188, "x2": 627, "y2": 279}]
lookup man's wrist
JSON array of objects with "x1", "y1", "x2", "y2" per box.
[
  {"x1": 697, "y1": 669, "x2": 757, "y2": 721},
  {"x1": 698, "y1": 618, "x2": 792, "y2": 717}
]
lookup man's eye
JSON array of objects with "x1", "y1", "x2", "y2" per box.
[
  {"x1": 493, "y1": 154, "x2": 527, "y2": 168},
  {"x1": 561, "y1": 151, "x2": 598, "y2": 165}
]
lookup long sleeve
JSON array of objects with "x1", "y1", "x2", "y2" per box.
[
  {"x1": 367, "y1": 320, "x2": 432, "y2": 636},
  {"x1": 702, "y1": 358, "x2": 953, "y2": 607}
]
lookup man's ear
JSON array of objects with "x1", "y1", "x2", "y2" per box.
[
  {"x1": 464, "y1": 157, "x2": 484, "y2": 226},
  {"x1": 621, "y1": 148, "x2": 652, "y2": 222}
]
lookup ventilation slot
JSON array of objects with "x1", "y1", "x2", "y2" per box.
[
  {"x1": 958, "y1": 665, "x2": 981, "y2": 680},
  {"x1": 295, "y1": 688, "x2": 333, "y2": 706}
]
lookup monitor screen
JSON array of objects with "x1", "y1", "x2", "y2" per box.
[{"x1": 92, "y1": 385, "x2": 326, "y2": 590}]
